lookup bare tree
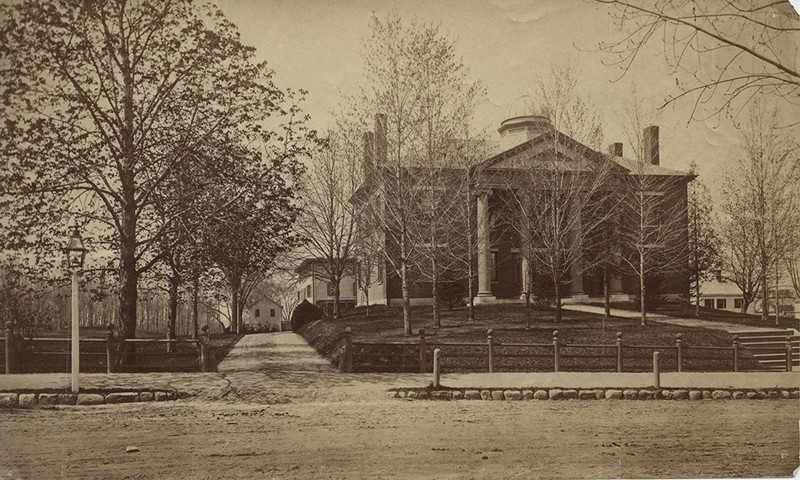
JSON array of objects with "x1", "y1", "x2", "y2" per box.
[
  {"x1": 721, "y1": 102, "x2": 799, "y2": 320},
  {"x1": 501, "y1": 66, "x2": 611, "y2": 323},
  {"x1": 597, "y1": 0, "x2": 800, "y2": 119},
  {"x1": 356, "y1": 14, "x2": 481, "y2": 334},
  {"x1": 615, "y1": 100, "x2": 692, "y2": 326},
  {"x1": 296, "y1": 129, "x2": 360, "y2": 319}
]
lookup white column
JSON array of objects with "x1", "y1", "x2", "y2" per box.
[
  {"x1": 569, "y1": 201, "x2": 586, "y2": 300},
  {"x1": 475, "y1": 189, "x2": 495, "y2": 303}
]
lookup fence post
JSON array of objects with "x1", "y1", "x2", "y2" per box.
[
  {"x1": 5, "y1": 321, "x2": 13, "y2": 374},
  {"x1": 786, "y1": 339, "x2": 793, "y2": 372},
  {"x1": 419, "y1": 329, "x2": 427, "y2": 373},
  {"x1": 487, "y1": 329, "x2": 494, "y2": 373},
  {"x1": 675, "y1": 333, "x2": 683, "y2": 373},
  {"x1": 199, "y1": 325, "x2": 211, "y2": 372},
  {"x1": 616, "y1": 332, "x2": 623, "y2": 373},
  {"x1": 344, "y1": 327, "x2": 353, "y2": 373},
  {"x1": 732, "y1": 335, "x2": 739, "y2": 372},
  {"x1": 433, "y1": 348, "x2": 441, "y2": 388},
  {"x1": 106, "y1": 323, "x2": 115, "y2": 374},
  {"x1": 553, "y1": 330, "x2": 560, "y2": 373},
  {"x1": 653, "y1": 351, "x2": 660, "y2": 389}
]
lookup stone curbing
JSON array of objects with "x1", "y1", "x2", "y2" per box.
[
  {"x1": 388, "y1": 387, "x2": 800, "y2": 401},
  {"x1": 0, "y1": 390, "x2": 182, "y2": 408}
]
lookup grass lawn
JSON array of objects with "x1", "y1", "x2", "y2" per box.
[
  {"x1": 298, "y1": 304, "x2": 761, "y2": 373},
  {"x1": 615, "y1": 300, "x2": 800, "y2": 331}
]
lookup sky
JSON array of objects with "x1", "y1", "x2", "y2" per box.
[{"x1": 216, "y1": 0, "x2": 800, "y2": 198}]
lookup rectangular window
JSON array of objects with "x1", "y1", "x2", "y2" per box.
[
  {"x1": 377, "y1": 261, "x2": 384, "y2": 284},
  {"x1": 734, "y1": 298, "x2": 743, "y2": 309},
  {"x1": 704, "y1": 299, "x2": 714, "y2": 309},
  {"x1": 716, "y1": 298, "x2": 727, "y2": 309},
  {"x1": 306, "y1": 285, "x2": 311, "y2": 297},
  {"x1": 270, "y1": 308, "x2": 275, "y2": 317},
  {"x1": 327, "y1": 282, "x2": 335, "y2": 296},
  {"x1": 255, "y1": 309, "x2": 260, "y2": 318},
  {"x1": 353, "y1": 281, "x2": 358, "y2": 297}
]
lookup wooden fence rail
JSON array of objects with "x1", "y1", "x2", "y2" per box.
[
  {"x1": 340, "y1": 328, "x2": 794, "y2": 374},
  {"x1": 3, "y1": 322, "x2": 215, "y2": 374}
]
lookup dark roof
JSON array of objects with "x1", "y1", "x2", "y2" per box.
[
  {"x1": 295, "y1": 258, "x2": 356, "y2": 274},
  {"x1": 474, "y1": 128, "x2": 693, "y2": 179}
]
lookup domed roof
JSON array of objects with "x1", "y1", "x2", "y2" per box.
[
  {"x1": 497, "y1": 96, "x2": 551, "y2": 150},
  {"x1": 507, "y1": 95, "x2": 538, "y2": 119}
]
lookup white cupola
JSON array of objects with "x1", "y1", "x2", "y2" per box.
[{"x1": 498, "y1": 95, "x2": 551, "y2": 151}]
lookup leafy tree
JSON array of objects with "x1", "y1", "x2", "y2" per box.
[
  {"x1": 198, "y1": 143, "x2": 307, "y2": 334},
  {"x1": 0, "y1": 0, "x2": 311, "y2": 342},
  {"x1": 0, "y1": 266, "x2": 58, "y2": 337},
  {"x1": 686, "y1": 163, "x2": 721, "y2": 317}
]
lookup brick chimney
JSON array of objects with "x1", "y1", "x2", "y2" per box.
[
  {"x1": 643, "y1": 125, "x2": 659, "y2": 166},
  {"x1": 608, "y1": 142, "x2": 623, "y2": 157},
  {"x1": 375, "y1": 113, "x2": 387, "y2": 167},
  {"x1": 362, "y1": 131, "x2": 374, "y2": 178}
]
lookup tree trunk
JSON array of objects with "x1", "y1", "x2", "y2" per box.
[
  {"x1": 333, "y1": 276, "x2": 341, "y2": 320},
  {"x1": 524, "y1": 292, "x2": 531, "y2": 329},
  {"x1": 466, "y1": 190, "x2": 476, "y2": 322},
  {"x1": 364, "y1": 289, "x2": 370, "y2": 318},
  {"x1": 431, "y1": 258, "x2": 440, "y2": 328},
  {"x1": 167, "y1": 275, "x2": 179, "y2": 353},
  {"x1": 761, "y1": 271, "x2": 769, "y2": 322},
  {"x1": 118, "y1": 236, "x2": 138, "y2": 367},
  {"x1": 118, "y1": 28, "x2": 138, "y2": 367},
  {"x1": 401, "y1": 261, "x2": 412, "y2": 335},
  {"x1": 603, "y1": 264, "x2": 610, "y2": 327},
  {"x1": 524, "y1": 263, "x2": 533, "y2": 329},
  {"x1": 694, "y1": 275, "x2": 700, "y2": 318},
  {"x1": 774, "y1": 264, "x2": 780, "y2": 326},
  {"x1": 229, "y1": 278, "x2": 241, "y2": 334},
  {"x1": 192, "y1": 276, "x2": 199, "y2": 340},
  {"x1": 553, "y1": 278, "x2": 562, "y2": 323},
  {"x1": 639, "y1": 269, "x2": 647, "y2": 327}
]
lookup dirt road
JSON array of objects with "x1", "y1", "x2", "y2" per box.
[{"x1": 1, "y1": 399, "x2": 796, "y2": 479}]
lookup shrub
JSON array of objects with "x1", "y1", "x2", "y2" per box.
[
  {"x1": 291, "y1": 300, "x2": 324, "y2": 331},
  {"x1": 632, "y1": 276, "x2": 670, "y2": 311}
]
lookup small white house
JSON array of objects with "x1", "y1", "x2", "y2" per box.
[
  {"x1": 295, "y1": 258, "x2": 358, "y2": 315},
  {"x1": 245, "y1": 297, "x2": 283, "y2": 332},
  {"x1": 697, "y1": 279, "x2": 745, "y2": 312}
]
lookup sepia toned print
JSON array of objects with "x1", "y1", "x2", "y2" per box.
[{"x1": 0, "y1": 1, "x2": 798, "y2": 478}]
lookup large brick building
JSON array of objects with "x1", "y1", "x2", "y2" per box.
[{"x1": 352, "y1": 105, "x2": 692, "y2": 307}]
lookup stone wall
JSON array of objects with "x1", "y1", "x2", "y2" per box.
[
  {"x1": 389, "y1": 387, "x2": 800, "y2": 401},
  {"x1": 0, "y1": 390, "x2": 182, "y2": 407}
]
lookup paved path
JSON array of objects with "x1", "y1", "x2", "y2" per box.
[
  {"x1": 0, "y1": 332, "x2": 797, "y2": 402},
  {"x1": 563, "y1": 304, "x2": 800, "y2": 335}
]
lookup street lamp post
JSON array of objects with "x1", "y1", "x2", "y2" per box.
[{"x1": 62, "y1": 225, "x2": 87, "y2": 394}]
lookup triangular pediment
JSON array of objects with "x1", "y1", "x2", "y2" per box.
[{"x1": 480, "y1": 131, "x2": 606, "y2": 172}]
